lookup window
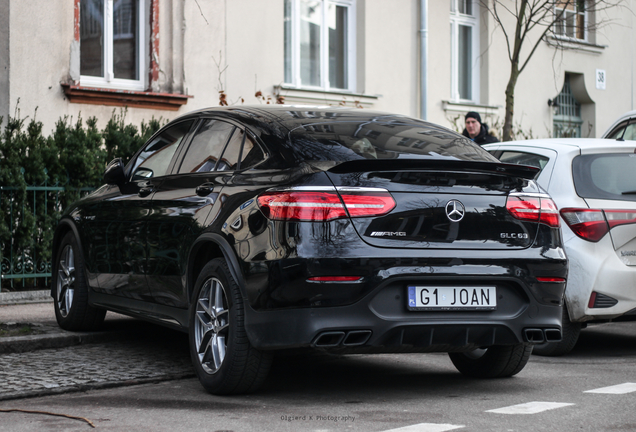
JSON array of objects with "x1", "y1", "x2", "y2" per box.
[
  {"x1": 179, "y1": 120, "x2": 236, "y2": 173},
  {"x1": 450, "y1": 0, "x2": 479, "y2": 102},
  {"x1": 496, "y1": 151, "x2": 550, "y2": 176},
  {"x1": 284, "y1": 0, "x2": 356, "y2": 91},
  {"x1": 217, "y1": 131, "x2": 264, "y2": 171},
  {"x1": 132, "y1": 120, "x2": 194, "y2": 180},
  {"x1": 178, "y1": 120, "x2": 266, "y2": 174},
  {"x1": 555, "y1": 1, "x2": 587, "y2": 40},
  {"x1": 553, "y1": 75, "x2": 582, "y2": 138},
  {"x1": 80, "y1": 0, "x2": 146, "y2": 90},
  {"x1": 573, "y1": 154, "x2": 636, "y2": 201},
  {"x1": 606, "y1": 122, "x2": 636, "y2": 141}
]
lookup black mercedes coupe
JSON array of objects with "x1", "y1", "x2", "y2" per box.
[{"x1": 51, "y1": 106, "x2": 567, "y2": 394}]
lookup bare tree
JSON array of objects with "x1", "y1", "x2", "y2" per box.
[{"x1": 481, "y1": 0, "x2": 623, "y2": 141}]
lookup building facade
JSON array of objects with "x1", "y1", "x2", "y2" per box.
[{"x1": 0, "y1": 0, "x2": 634, "y2": 139}]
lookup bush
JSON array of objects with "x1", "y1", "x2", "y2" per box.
[{"x1": 0, "y1": 108, "x2": 163, "y2": 290}]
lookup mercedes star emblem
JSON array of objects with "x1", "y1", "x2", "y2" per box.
[{"x1": 445, "y1": 200, "x2": 465, "y2": 222}]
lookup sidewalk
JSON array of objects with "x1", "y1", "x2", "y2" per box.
[
  {"x1": 0, "y1": 290, "x2": 132, "y2": 354},
  {"x1": 0, "y1": 291, "x2": 194, "y2": 401}
]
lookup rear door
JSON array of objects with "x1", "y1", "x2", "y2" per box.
[{"x1": 146, "y1": 118, "x2": 267, "y2": 308}]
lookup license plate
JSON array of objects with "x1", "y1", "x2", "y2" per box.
[{"x1": 407, "y1": 286, "x2": 497, "y2": 311}]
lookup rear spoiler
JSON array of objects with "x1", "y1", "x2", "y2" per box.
[{"x1": 327, "y1": 159, "x2": 539, "y2": 180}]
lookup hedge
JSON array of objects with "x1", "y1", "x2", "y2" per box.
[{"x1": 0, "y1": 108, "x2": 163, "y2": 290}]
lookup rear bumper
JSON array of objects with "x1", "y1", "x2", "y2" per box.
[
  {"x1": 244, "y1": 269, "x2": 566, "y2": 351},
  {"x1": 565, "y1": 235, "x2": 636, "y2": 322}
]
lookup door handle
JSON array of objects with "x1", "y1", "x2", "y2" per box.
[
  {"x1": 196, "y1": 184, "x2": 214, "y2": 197},
  {"x1": 138, "y1": 186, "x2": 154, "y2": 197}
]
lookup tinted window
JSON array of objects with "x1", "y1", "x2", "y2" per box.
[
  {"x1": 606, "y1": 121, "x2": 636, "y2": 140},
  {"x1": 573, "y1": 154, "x2": 636, "y2": 201},
  {"x1": 179, "y1": 119, "x2": 235, "y2": 173},
  {"x1": 216, "y1": 130, "x2": 265, "y2": 171},
  {"x1": 289, "y1": 121, "x2": 496, "y2": 163},
  {"x1": 496, "y1": 151, "x2": 549, "y2": 178},
  {"x1": 239, "y1": 135, "x2": 266, "y2": 170},
  {"x1": 131, "y1": 120, "x2": 194, "y2": 180}
]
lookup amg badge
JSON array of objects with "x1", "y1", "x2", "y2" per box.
[{"x1": 370, "y1": 232, "x2": 407, "y2": 237}]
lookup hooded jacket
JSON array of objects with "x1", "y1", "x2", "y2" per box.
[{"x1": 462, "y1": 123, "x2": 499, "y2": 146}]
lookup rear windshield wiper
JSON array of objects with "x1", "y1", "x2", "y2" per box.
[{"x1": 622, "y1": 190, "x2": 636, "y2": 195}]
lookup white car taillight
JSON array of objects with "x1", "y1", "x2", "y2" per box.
[{"x1": 560, "y1": 208, "x2": 636, "y2": 242}]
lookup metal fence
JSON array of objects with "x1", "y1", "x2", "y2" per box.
[{"x1": 0, "y1": 170, "x2": 94, "y2": 291}]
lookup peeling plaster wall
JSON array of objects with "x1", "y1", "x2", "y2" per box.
[
  {"x1": 182, "y1": 0, "x2": 226, "y2": 109},
  {"x1": 2, "y1": 0, "x2": 636, "y2": 138},
  {"x1": 8, "y1": 2, "x2": 75, "y2": 127},
  {"x1": 0, "y1": 0, "x2": 10, "y2": 122}
]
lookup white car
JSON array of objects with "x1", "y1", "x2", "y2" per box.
[
  {"x1": 484, "y1": 139, "x2": 636, "y2": 355},
  {"x1": 602, "y1": 110, "x2": 636, "y2": 139}
]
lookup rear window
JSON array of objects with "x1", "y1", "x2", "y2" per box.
[
  {"x1": 288, "y1": 121, "x2": 498, "y2": 163},
  {"x1": 573, "y1": 154, "x2": 636, "y2": 201},
  {"x1": 605, "y1": 121, "x2": 636, "y2": 140},
  {"x1": 491, "y1": 151, "x2": 549, "y2": 179}
]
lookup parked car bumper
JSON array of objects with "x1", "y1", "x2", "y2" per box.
[
  {"x1": 243, "y1": 255, "x2": 567, "y2": 351},
  {"x1": 565, "y1": 235, "x2": 636, "y2": 322}
]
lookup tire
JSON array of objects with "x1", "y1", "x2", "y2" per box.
[
  {"x1": 532, "y1": 305, "x2": 581, "y2": 357},
  {"x1": 189, "y1": 258, "x2": 272, "y2": 395},
  {"x1": 53, "y1": 232, "x2": 106, "y2": 331},
  {"x1": 449, "y1": 343, "x2": 533, "y2": 378}
]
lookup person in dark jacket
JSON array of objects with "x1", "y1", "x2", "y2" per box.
[{"x1": 461, "y1": 111, "x2": 499, "y2": 145}]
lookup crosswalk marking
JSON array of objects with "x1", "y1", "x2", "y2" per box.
[
  {"x1": 380, "y1": 423, "x2": 465, "y2": 432},
  {"x1": 585, "y1": 382, "x2": 636, "y2": 394},
  {"x1": 486, "y1": 401, "x2": 574, "y2": 415}
]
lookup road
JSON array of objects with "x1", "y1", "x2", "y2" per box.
[{"x1": 0, "y1": 319, "x2": 635, "y2": 431}]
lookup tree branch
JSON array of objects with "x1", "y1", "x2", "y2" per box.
[{"x1": 0, "y1": 409, "x2": 96, "y2": 428}]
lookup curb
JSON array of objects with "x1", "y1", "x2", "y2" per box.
[
  {"x1": 0, "y1": 372, "x2": 196, "y2": 402},
  {"x1": 0, "y1": 290, "x2": 51, "y2": 305},
  {"x1": 0, "y1": 327, "x2": 128, "y2": 354}
]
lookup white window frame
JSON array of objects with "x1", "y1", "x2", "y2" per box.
[
  {"x1": 450, "y1": 0, "x2": 480, "y2": 103},
  {"x1": 80, "y1": 0, "x2": 147, "y2": 91},
  {"x1": 554, "y1": 1, "x2": 588, "y2": 42},
  {"x1": 284, "y1": 0, "x2": 357, "y2": 92}
]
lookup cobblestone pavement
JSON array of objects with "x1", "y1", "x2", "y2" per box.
[{"x1": 0, "y1": 325, "x2": 195, "y2": 401}]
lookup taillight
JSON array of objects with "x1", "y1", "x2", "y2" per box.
[
  {"x1": 536, "y1": 277, "x2": 566, "y2": 283},
  {"x1": 506, "y1": 195, "x2": 560, "y2": 227},
  {"x1": 257, "y1": 188, "x2": 396, "y2": 221},
  {"x1": 603, "y1": 210, "x2": 636, "y2": 229},
  {"x1": 560, "y1": 208, "x2": 636, "y2": 242},
  {"x1": 307, "y1": 276, "x2": 363, "y2": 283},
  {"x1": 560, "y1": 208, "x2": 608, "y2": 242}
]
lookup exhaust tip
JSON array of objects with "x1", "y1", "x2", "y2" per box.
[
  {"x1": 524, "y1": 328, "x2": 545, "y2": 343},
  {"x1": 544, "y1": 328, "x2": 562, "y2": 342},
  {"x1": 342, "y1": 330, "x2": 372, "y2": 346},
  {"x1": 313, "y1": 331, "x2": 345, "y2": 347}
]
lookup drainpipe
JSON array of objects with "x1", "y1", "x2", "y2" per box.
[{"x1": 420, "y1": 0, "x2": 428, "y2": 120}]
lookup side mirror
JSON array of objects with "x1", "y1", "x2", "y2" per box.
[{"x1": 104, "y1": 158, "x2": 126, "y2": 185}]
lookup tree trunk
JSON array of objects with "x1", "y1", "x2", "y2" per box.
[{"x1": 503, "y1": 63, "x2": 520, "y2": 142}]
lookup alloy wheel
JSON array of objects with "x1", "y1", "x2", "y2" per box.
[
  {"x1": 56, "y1": 245, "x2": 75, "y2": 318},
  {"x1": 194, "y1": 277, "x2": 230, "y2": 374}
]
